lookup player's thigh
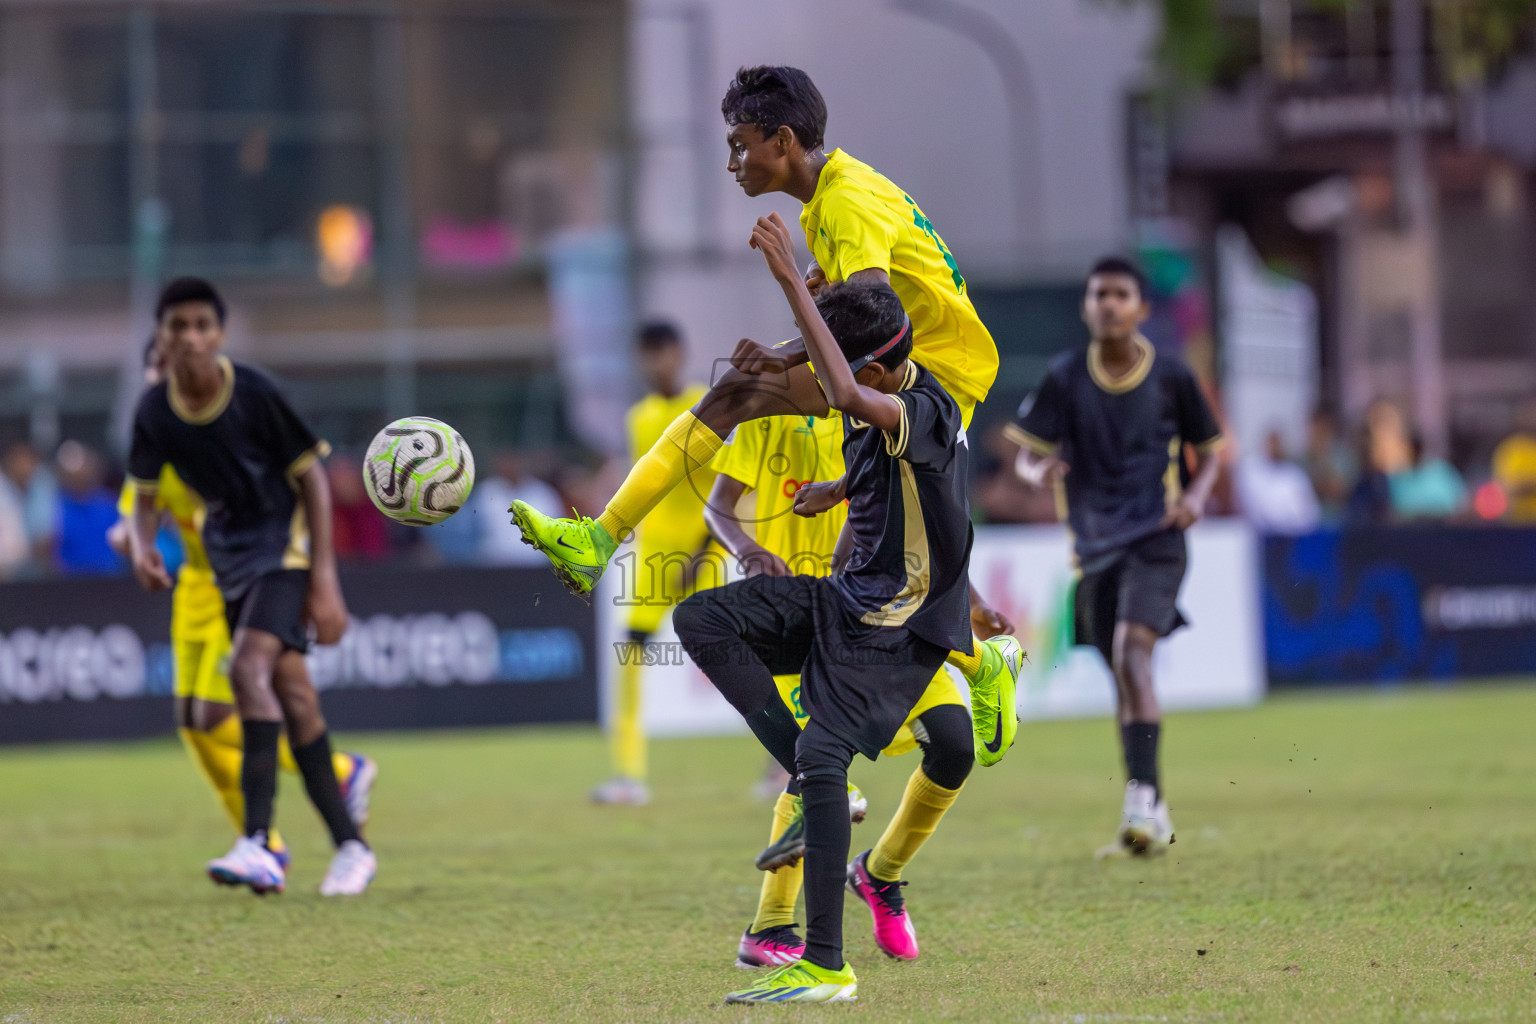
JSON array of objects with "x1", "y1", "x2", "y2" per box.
[
  {"x1": 675, "y1": 574, "x2": 823, "y2": 674},
  {"x1": 230, "y1": 570, "x2": 313, "y2": 656},
  {"x1": 1072, "y1": 564, "x2": 1122, "y2": 665},
  {"x1": 1116, "y1": 531, "x2": 1189, "y2": 638},
  {"x1": 883, "y1": 665, "x2": 964, "y2": 757},
  {"x1": 693, "y1": 362, "x2": 829, "y2": 437}
]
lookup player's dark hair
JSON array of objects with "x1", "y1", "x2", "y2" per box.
[
  {"x1": 814, "y1": 282, "x2": 911, "y2": 371},
  {"x1": 1087, "y1": 256, "x2": 1148, "y2": 299},
  {"x1": 637, "y1": 320, "x2": 683, "y2": 351},
  {"x1": 155, "y1": 276, "x2": 226, "y2": 324},
  {"x1": 722, "y1": 66, "x2": 827, "y2": 151}
]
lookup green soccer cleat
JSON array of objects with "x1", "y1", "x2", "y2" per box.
[
  {"x1": 724, "y1": 959, "x2": 858, "y2": 1004},
  {"x1": 755, "y1": 785, "x2": 869, "y2": 872},
  {"x1": 970, "y1": 635, "x2": 1023, "y2": 767},
  {"x1": 508, "y1": 501, "x2": 618, "y2": 596}
]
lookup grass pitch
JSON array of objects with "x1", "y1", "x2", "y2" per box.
[{"x1": 2, "y1": 685, "x2": 1535, "y2": 1023}]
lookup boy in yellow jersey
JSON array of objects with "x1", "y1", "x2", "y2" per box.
[
  {"x1": 113, "y1": 328, "x2": 375, "y2": 884},
  {"x1": 592, "y1": 322, "x2": 720, "y2": 806},
  {"x1": 705, "y1": 409, "x2": 1019, "y2": 967}
]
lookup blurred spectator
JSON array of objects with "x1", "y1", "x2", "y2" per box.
[
  {"x1": 54, "y1": 440, "x2": 124, "y2": 576},
  {"x1": 0, "y1": 474, "x2": 27, "y2": 578},
  {"x1": 329, "y1": 455, "x2": 390, "y2": 561},
  {"x1": 1492, "y1": 399, "x2": 1536, "y2": 523},
  {"x1": 1345, "y1": 400, "x2": 1408, "y2": 526},
  {"x1": 471, "y1": 452, "x2": 564, "y2": 565},
  {"x1": 976, "y1": 425, "x2": 1057, "y2": 524},
  {"x1": 1302, "y1": 409, "x2": 1357, "y2": 524},
  {"x1": 3, "y1": 441, "x2": 58, "y2": 570},
  {"x1": 1236, "y1": 429, "x2": 1321, "y2": 534},
  {"x1": 1390, "y1": 432, "x2": 1468, "y2": 521}
]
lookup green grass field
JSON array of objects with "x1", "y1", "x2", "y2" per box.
[{"x1": 3, "y1": 685, "x2": 1536, "y2": 1023}]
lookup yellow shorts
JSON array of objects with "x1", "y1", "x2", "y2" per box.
[
  {"x1": 774, "y1": 665, "x2": 965, "y2": 758},
  {"x1": 173, "y1": 630, "x2": 234, "y2": 704},
  {"x1": 626, "y1": 538, "x2": 729, "y2": 636}
]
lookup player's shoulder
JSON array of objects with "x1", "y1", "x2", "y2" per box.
[
  {"x1": 1045, "y1": 347, "x2": 1089, "y2": 381},
  {"x1": 132, "y1": 380, "x2": 172, "y2": 421},
  {"x1": 230, "y1": 359, "x2": 280, "y2": 394},
  {"x1": 1149, "y1": 349, "x2": 1199, "y2": 387},
  {"x1": 906, "y1": 362, "x2": 961, "y2": 417}
]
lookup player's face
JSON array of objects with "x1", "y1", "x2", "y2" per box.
[
  {"x1": 158, "y1": 301, "x2": 224, "y2": 370},
  {"x1": 726, "y1": 124, "x2": 790, "y2": 197},
  {"x1": 639, "y1": 342, "x2": 684, "y2": 395},
  {"x1": 1083, "y1": 274, "x2": 1149, "y2": 341}
]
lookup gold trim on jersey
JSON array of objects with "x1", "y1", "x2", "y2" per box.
[
  {"x1": 860, "y1": 460, "x2": 931, "y2": 629},
  {"x1": 1002, "y1": 423, "x2": 1059, "y2": 456},
  {"x1": 285, "y1": 441, "x2": 333, "y2": 487},
  {"x1": 126, "y1": 475, "x2": 161, "y2": 494},
  {"x1": 881, "y1": 362, "x2": 921, "y2": 457},
  {"x1": 1087, "y1": 335, "x2": 1154, "y2": 395},
  {"x1": 169, "y1": 356, "x2": 236, "y2": 425},
  {"x1": 282, "y1": 501, "x2": 312, "y2": 570}
]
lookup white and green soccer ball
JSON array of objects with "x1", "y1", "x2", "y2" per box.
[{"x1": 363, "y1": 416, "x2": 475, "y2": 526}]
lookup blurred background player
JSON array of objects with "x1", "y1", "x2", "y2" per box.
[
  {"x1": 590, "y1": 321, "x2": 719, "y2": 806},
  {"x1": 705, "y1": 407, "x2": 1019, "y2": 968},
  {"x1": 126, "y1": 277, "x2": 375, "y2": 896},
  {"x1": 108, "y1": 336, "x2": 375, "y2": 870},
  {"x1": 1009, "y1": 257, "x2": 1223, "y2": 859}
]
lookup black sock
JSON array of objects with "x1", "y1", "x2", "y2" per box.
[
  {"x1": 799, "y1": 772, "x2": 850, "y2": 972},
  {"x1": 745, "y1": 702, "x2": 803, "y2": 779},
  {"x1": 240, "y1": 720, "x2": 282, "y2": 839},
  {"x1": 291, "y1": 732, "x2": 361, "y2": 847},
  {"x1": 1122, "y1": 721, "x2": 1161, "y2": 798}
]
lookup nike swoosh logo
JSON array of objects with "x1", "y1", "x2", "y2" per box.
[
  {"x1": 379, "y1": 452, "x2": 401, "y2": 498},
  {"x1": 983, "y1": 713, "x2": 1004, "y2": 754},
  {"x1": 556, "y1": 537, "x2": 582, "y2": 552}
]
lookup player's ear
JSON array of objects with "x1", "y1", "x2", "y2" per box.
[{"x1": 776, "y1": 125, "x2": 795, "y2": 153}]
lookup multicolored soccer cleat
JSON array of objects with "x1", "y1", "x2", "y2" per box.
[
  {"x1": 508, "y1": 501, "x2": 618, "y2": 596},
  {"x1": 1096, "y1": 779, "x2": 1175, "y2": 860},
  {"x1": 319, "y1": 839, "x2": 377, "y2": 896},
  {"x1": 846, "y1": 850, "x2": 919, "y2": 960},
  {"x1": 207, "y1": 834, "x2": 286, "y2": 895},
  {"x1": 736, "y1": 924, "x2": 806, "y2": 968},
  {"x1": 970, "y1": 635, "x2": 1023, "y2": 767},
  {"x1": 266, "y1": 830, "x2": 291, "y2": 870},
  {"x1": 339, "y1": 752, "x2": 378, "y2": 827},
  {"x1": 724, "y1": 959, "x2": 858, "y2": 1004},
  {"x1": 754, "y1": 785, "x2": 869, "y2": 871}
]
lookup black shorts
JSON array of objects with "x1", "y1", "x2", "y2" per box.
[
  {"x1": 684, "y1": 575, "x2": 949, "y2": 761},
  {"x1": 224, "y1": 569, "x2": 312, "y2": 653},
  {"x1": 1073, "y1": 529, "x2": 1188, "y2": 664}
]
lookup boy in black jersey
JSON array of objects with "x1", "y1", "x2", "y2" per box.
[
  {"x1": 1007, "y1": 257, "x2": 1223, "y2": 859},
  {"x1": 674, "y1": 214, "x2": 973, "y2": 1005},
  {"x1": 126, "y1": 277, "x2": 376, "y2": 896}
]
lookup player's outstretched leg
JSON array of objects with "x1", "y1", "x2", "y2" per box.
[{"x1": 956, "y1": 635, "x2": 1023, "y2": 766}]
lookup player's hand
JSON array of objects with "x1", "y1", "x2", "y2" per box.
[
  {"x1": 131, "y1": 549, "x2": 173, "y2": 592},
  {"x1": 1016, "y1": 451, "x2": 1069, "y2": 490},
  {"x1": 1162, "y1": 492, "x2": 1205, "y2": 531},
  {"x1": 730, "y1": 337, "x2": 796, "y2": 376},
  {"x1": 307, "y1": 574, "x2": 350, "y2": 645},
  {"x1": 793, "y1": 478, "x2": 846, "y2": 517},
  {"x1": 970, "y1": 599, "x2": 1014, "y2": 639},
  {"x1": 804, "y1": 260, "x2": 829, "y2": 297},
  {"x1": 739, "y1": 544, "x2": 793, "y2": 579},
  {"x1": 749, "y1": 212, "x2": 801, "y2": 283}
]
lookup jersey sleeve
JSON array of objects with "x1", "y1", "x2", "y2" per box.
[
  {"x1": 713, "y1": 419, "x2": 766, "y2": 489},
  {"x1": 127, "y1": 400, "x2": 167, "y2": 491},
  {"x1": 885, "y1": 384, "x2": 961, "y2": 468},
  {"x1": 1174, "y1": 365, "x2": 1224, "y2": 451},
  {"x1": 819, "y1": 185, "x2": 901, "y2": 281},
  {"x1": 255, "y1": 376, "x2": 329, "y2": 479},
  {"x1": 1005, "y1": 368, "x2": 1067, "y2": 454},
  {"x1": 116, "y1": 480, "x2": 136, "y2": 518}
]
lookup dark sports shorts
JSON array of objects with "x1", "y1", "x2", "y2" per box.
[
  {"x1": 682, "y1": 574, "x2": 950, "y2": 761},
  {"x1": 1073, "y1": 528, "x2": 1188, "y2": 664},
  {"x1": 224, "y1": 569, "x2": 312, "y2": 653}
]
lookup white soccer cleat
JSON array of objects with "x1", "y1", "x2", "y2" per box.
[
  {"x1": 847, "y1": 782, "x2": 869, "y2": 825},
  {"x1": 341, "y1": 753, "x2": 379, "y2": 827},
  {"x1": 1096, "y1": 780, "x2": 1175, "y2": 859},
  {"x1": 319, "y1": 839, "x2": 377, "y2": 896},
  {"x1": 590, "y1": 777, "x2": 650, "y2": 806},
  {"x1": 207, "y1": 835, "x2": 287, "y2": 895}
]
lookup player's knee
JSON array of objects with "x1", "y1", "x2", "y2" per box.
[
  {"x1": 672, "y1": 593, "x2": 732, "y2": 665},
  {"x1": 916, "y1": 704, "x2": 974, "y2": 790},
  {"x1": 794, "y1": 722, "x2": 853, "y2": 783}
]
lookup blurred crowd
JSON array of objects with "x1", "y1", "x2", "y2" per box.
[{"x1": 3, "y1": 393, "x2": 1533, "y2": 581}]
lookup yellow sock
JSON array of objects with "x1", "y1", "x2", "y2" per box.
[
  {"x1": 181, "y1": 720, "x2": 245, "y2": 832},
  {"x1": 332, "y1": 751, "x2": 353, "y2": 783},
  {"x1": 598, "y1": 412, "x2": 722, "y2": 541},
  {"x1": 867, "y1": 767, "x2": 963, "y2": 883},
  {"x1": 612, "y1": 650, "x2": 646, "y2": 780},
  {"x1": 946, "y1": 641, "x2": 985, "y2": 682},
  {"x1": 752, "y1": 791, "x2": 804, "y2": 931}
]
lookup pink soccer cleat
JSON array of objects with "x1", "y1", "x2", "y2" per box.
[
  {"x1": 735, "y1": 924, "x2": 805, "y2": 968},
  {"x1": 845, "y1": 850, "x2": 918, "y2": 960}
]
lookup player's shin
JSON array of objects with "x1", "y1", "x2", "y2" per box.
[
  {"x1": 596, "y1": 411, "x2": 722, "y2": 541},
  {"x1": 867, "y1": 767, "x2": 964, "y2": 883},
  {"x1": 240, "y1": 719, "x2": 282, "y2": 839},
  {"x1": 753, "y1": 792, "x2": 806, "y2": 932},
  {"x1": 293, "y1": 731, "x2": 362, "y2": 847}
]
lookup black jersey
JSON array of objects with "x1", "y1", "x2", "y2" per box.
[
  {"x1": 1007, "y1": 336, "x2": 1222, "y2": 566},
  {"x1": 128, "y1": 357, "x2": 329, "y2": 599},
  {"x1": 835, "y1": 361, "x2": 974, "y2": 654}
]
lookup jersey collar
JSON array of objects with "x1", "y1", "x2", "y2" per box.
[
  {"x1": 1087, "y1": 334, "x2": 1154, "y2": 395},
  {"x1": 169, "y1": 355, "x2": 235, "y2": 425}
]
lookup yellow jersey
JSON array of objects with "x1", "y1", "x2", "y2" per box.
[
  {"x1": 714, "y1": 413, "x2": 847, "y2": 576},
  {"x1": 118, "y1": 467, "x2": 226, "y2": 641},
  {"x1": 1493, "y1": 432, "x2": 1536, "y2": 523},
  {"x1": 799, "y1": 149, "x2": 998, "y2": 415}
]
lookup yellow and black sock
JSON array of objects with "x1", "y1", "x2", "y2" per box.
[
  {"x1": 751, "y1": 791, "x2": 804, "y2": 932},
  {"x1": 946, "y1": 641, "x2": 986, "y2": 682},
  {"x1": 597, "y1": 411, "x2": 722, "y2": 541},
  {"x1": 867, "y1": 767, "x2": 963, "y2": 883}
]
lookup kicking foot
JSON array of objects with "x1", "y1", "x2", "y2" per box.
[
  {"x1": 207, "y1": 834, "x2": 286, "y2": 895},
  {"x1": 590, "y1": 777, "x2": 650, "y2": 806},
  {"x1": 507, "y1": 501, "x2": 617, "y2": 597},
  {"x1": 339, "y1": 753, "x2": 379, "y2": 827},
  {"x1": 846, "y1": 850, "x2": 919, "y2": 960},
  {"x1": 969, "y1": 635, "x2": 1023, "y2": 767},
  {"x1": 319, "y1": 839, "x2": 377, "y2": 896},
  {"x1": 736, "y1": 923, "x2": 805, "y2": 968},
  {"x1": 724, "y1": 960, "x2": 858, "y2": 1003},
  {"x1": 1095, "y1": 780, "x2": 1175, "y2": 859}
]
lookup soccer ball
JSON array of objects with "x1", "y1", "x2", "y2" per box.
[{"x1": 362, "y1": 416, "x2": 475, "y2": 526}]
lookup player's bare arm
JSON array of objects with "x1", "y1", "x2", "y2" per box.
[
  {"x1": 1014, "y1": 447, "x2": 1069, "y2": 490},
  {"x1": 297, "y1": 462, "x2": 349, "y2": 645},
  {"x1": 1163, "y1": 448, "x2": 1221, "y2": 530},
  {"x1": 750, "y1": 213, "x2": 902, "y2": 433},
  {"x1": 703, "y1": 473, "x2": 792, "y2": 578},
  {"x1": 127, "y1": 490, "x2": 172, "y2": 592},
  {"x1": 969, "y1": 582, "x2": 1014, "y2": 637},
  {"x1": 793, "y1": 477, "x2": 846, "y2": 517}
]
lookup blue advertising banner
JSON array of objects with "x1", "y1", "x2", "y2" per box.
[
  {"x1": 1263, "y1": 526, "x2": 1536, "y2": 685},
  {"x1": 0, "y1": 566, "x2": 596, "y2": 743}
]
